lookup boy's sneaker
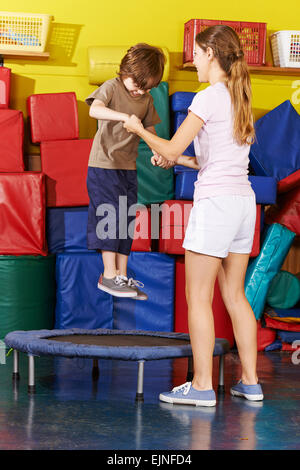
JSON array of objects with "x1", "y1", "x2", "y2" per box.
[
  {"x1": 230, "y1": 380, "x2": 264, "y2": 401},
  {"x1": 97, "y1": 274, "x2": 137, "y2": 298},
  {"x1": 120, "y1": 275, "x2": 148, "y2": 301},
  {"x1": 159, "y1": 382, "x2": 216, "y2": 407}
]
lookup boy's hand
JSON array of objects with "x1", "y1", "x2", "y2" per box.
[
  {"x1": 151, "y1": 153, "x2": 176, "y2": 169},
  {"x1": 123, "y1": 114, "x2": 144, "y2": 134}
]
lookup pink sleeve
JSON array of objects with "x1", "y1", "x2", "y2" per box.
[{"x1": 188, "y1": 88, "x2": 214, "y2": 124}]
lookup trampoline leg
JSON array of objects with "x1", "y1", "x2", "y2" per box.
[
  {"x1": 28, "y1": 355, "x2": 35, "y2": 394},
  {"x1": 12, "y1": 350, "x2": 20, "y2": 381},
  {"x1": 92, "y1": 359, "x2": 100, "y2": 381},
  {"x1": 135, "y1": 361, "x2": 144, "y2": 402},
  {"x1": 217, "y1": 355, "x2": 225, "y2": 394},
  {"x1": 186, "y1": 356, "x2": 193, "y2": 382}
]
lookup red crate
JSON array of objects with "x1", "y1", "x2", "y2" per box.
[{"x1": 183, "y1": 19, "x2": 267, "y2": 65}]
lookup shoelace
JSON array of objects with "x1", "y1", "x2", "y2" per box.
[
  {"x1": 171, "y1": 382, "x2": 191, "y2": 395},
  {"x1": 114, "y1": 275, "x2": 128, "y2": 287},
  {"x1": 127, "y1": 278, "x2": 144, "y2": 288}
]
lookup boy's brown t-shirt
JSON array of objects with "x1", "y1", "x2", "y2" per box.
[{"x1": 85, "y1": 77, "x2": 161, "y2": 170}]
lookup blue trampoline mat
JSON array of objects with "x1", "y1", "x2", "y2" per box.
[{"x1": 5, "y1": 328, "x2": 230, "y2": 361}]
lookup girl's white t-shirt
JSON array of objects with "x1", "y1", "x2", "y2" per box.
[{"x1": 188, "y1": 81, "x2": 254, "y2": 201}]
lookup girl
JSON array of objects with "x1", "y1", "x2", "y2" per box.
[{"x1": 124, "y1": 25, "x2": 264, "y2": 406}]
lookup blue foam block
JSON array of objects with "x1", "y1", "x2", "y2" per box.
[
  {"x1": 113, "y1": 252, "x2": 175, "y2": 332},
  {"x1": 170, "y1": 92, "x2": 196, "y2": 112},
  {"x1": 55, "y1": 252, "x2": 113, "y2": 329},
  {"x1": 175, "y1": 171, "x2": 277, "y2": 204},
  {"x1": 277, "y1": 330, "x2": 300, "y2": 343},
  {"x1": 245, "y1": 223, "x2": 296, "y2": 320},
  {"x1": 47, "y1": 207, "x2": 92, "y2": 253},
  {"x1": 249, "y1": 100, "x2": 300, "y2": 181}
]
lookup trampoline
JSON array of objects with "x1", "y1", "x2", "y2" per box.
[{"x1": 4, "y1": 328, "x2": 230, "y2": 401}]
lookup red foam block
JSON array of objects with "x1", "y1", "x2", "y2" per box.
[
  {"x1": 41, "y1": 139, "x2": 92, "y2": 207},
  {"x1": 264, "y1": 315, "x2": 300, "y2": 332},
  {"x1": 0, "y1": 109, "x2": 24, "y2": 172},
  {"x1": 277, "y1": 169, "x2": 300, "y2": 194},
  {"x1": 131, "y1": 207, "x2": 151, "y2": 252},
  {"x1": 0, "y1": 67, "x2": 11, "y2": 109},
  {"x1": 174, "y1": 256, "x2": 235, "y2": 347},
  {"x1": 0, "y1": 172, "x2": 47, "y2": 255},
  {"x1": 159, "y1": 200, "x2": 261, "y2": 257},
  {"x1": 257, "y1": 320, "x2": 276, "y2": 351},
  {"x1": 265, "y1": 185, "x2": 300, "y2": 236},
  {"x1": 27, "y1": 92, "x2": 79, "y2": 143}
]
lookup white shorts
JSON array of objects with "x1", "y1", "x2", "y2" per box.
[{"x1": 183, "y1": 195, "x2": 256, "y2": 258}]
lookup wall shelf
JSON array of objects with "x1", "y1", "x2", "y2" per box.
[
  {"x1": 182, "y1": 62, "x2": 300, "y2": 76},
  {"x1": 0, "y1": 50, "x2": 50, "y2": 60}
]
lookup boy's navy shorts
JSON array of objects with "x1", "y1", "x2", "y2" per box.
[{"x1": 86, "y1": 167, "x2": 138, "y2": 256}]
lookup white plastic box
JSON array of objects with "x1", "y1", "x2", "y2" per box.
[
  {"x1": 0, "y1": 11, "x2": 52, "y2": 52},
  {"x1": 271, "y1": 30, "x2": 300, "y2": 68}
]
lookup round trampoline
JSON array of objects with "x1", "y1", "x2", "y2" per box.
[{"x1": 5, "y1": 328, "x2": 230, "y2": 401}]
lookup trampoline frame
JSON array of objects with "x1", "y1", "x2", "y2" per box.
[{"x1": 6, "y1": 329, "x2": 230, "y2": 401}]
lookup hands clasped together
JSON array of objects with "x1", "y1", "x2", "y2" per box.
[{"x1": 123, "y1": 114, "x2": 175, "y2": 169}]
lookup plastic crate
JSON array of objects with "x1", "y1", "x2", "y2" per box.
[
  {"x1": 0, "y1": 11, "x2": 52, "y2": 52},
  {"x1": 183, "y1": 19, "x2": 267, "y2": 65},
  {"x1": 271, "y1": 31, "x2": 300, "y2": 68}
]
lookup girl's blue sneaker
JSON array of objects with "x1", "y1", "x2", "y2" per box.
[
  {"x1": 230, "y1": 380, "x2": 264, "y2": 401},
  {"x1": 159, "y1": 382, "x2": 216, "y2": 407}
]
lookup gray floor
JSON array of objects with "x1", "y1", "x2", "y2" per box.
[{"x1": 0, "y1": 349, "x2": 299, "y2": 450}]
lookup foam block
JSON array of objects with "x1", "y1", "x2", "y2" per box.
[
  {"x1": 41, "y1": 139, "x2": 92, "y2": 207},
  {"x1": 277, "y1": 330, "x2": 300, "y2": 343},
  {"x1": 55, "y1": 252, "x2": 113, "y2": 330},
  {"x1": 113, "y1": 252, "x2": 175, "y2": 332},
  {"x1": 47, "y1": 206, "x2": 152, "y2": 253},
  {"x1": 0, "y1": 109, "x2": 24, "y2": 172},
  {"x1": 264, "y1": 307, "x2": 300, "y2": 323},
  {"x1": 137, "y1": 82, "x2": 174, "y2": 205},
  {"x1": 266, "y1": 270, "x2": 300, "y2": 309},
  {"x1": 245, "y1": 223, "x2": 296, "y2": 319},
  {"x1": 0, "y1": 67, "x2": 11, "y2": 109},
  {"x1": 249, "y1": 100, "x2": 300, "y2": 192},
  {"x1": 174, "y1": 256, "x2": 234, "y2": 347},
  {"x1": 265, "y1": 185, "x2": 300, "y2": 236},
  {"x1": 170, "y1": 91, "x2": 195, "y2": 113},
  {"x1": 0, "y1": 255, "x2": 55, "y2": 339},
  {"x1": 158, "y1": 200, "x2": 260, "y2": 257},
  {"x1": 257, "y1": 320, "x2": 276, "y2": 351},
  {"x1": 0, "y1": 172, "x2": 47, "y2": 255},
  {"x1": 27, "y1": 92, "x2": 79, "y2": 143},
  {"x1": 158, "y1": 200, "x2": 193, "y2": 255},
  {"x1": 175, "y1": 171, "x2": 277, "y2": 205},
  {"x1": 264, "y1": 314, "x2": 300, "y2": 332}
]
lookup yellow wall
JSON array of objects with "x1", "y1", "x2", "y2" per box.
[{"x1": 3, "y1": 0, "x2": 300, "y2": 155}]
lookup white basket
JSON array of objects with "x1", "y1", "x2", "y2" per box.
[
  {"x1": 270, "y1": 30, "x2": 300, "y2": 68},
  {"x1": 0, "y1": 11, "x2": 52, "y2": 52}
]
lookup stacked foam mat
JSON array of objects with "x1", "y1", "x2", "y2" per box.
[
  {"x1": 25, "y1": 85, "x2": 175, "y2": 333},
  {"x1": 0, "y1": 68, "x2": 55, "y2": 339},
  {"x1": 246, "y1": 99, "x2": 300, "y2": 351},
  {"x1": 170, "y1": 92, "x2": 299, "y2": 351},
  {"x1": 2, "y1": 67, "x2": 299, "y2": 352}
]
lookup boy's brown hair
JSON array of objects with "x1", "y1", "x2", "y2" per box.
[{"x1": 118, "y1": 43, "x2": 165, "y2": 90}]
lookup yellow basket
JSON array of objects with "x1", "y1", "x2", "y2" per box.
[{"x1": 0, "y1": 11, "x2": 52, "y2": 52}]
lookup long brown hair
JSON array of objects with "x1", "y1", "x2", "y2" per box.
[
  {"x1": 119, "y1": 43, "x2": 165, "y2": 90},
  {"x1": 196, "y1": 25, "x2": 255, "y2": 145}
]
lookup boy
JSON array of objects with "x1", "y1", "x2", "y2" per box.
[{"x1": 85, "y1": 43, "x2": 165, "y2": 299}]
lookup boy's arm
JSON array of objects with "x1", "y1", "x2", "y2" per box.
[
  {"x1": 89, "y1": 99, "x2": 129, "y2": 122},
  {"x1": 177, "y1": 155, "x2": 200, "y2": 170}
]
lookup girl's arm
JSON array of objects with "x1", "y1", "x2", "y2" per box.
[
  {"x1": 124, "y1": 112, "x2": 204, "y2": 161},
  {"x1": 89, "y1": 99, "x2": 129, "y2": 122}
]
